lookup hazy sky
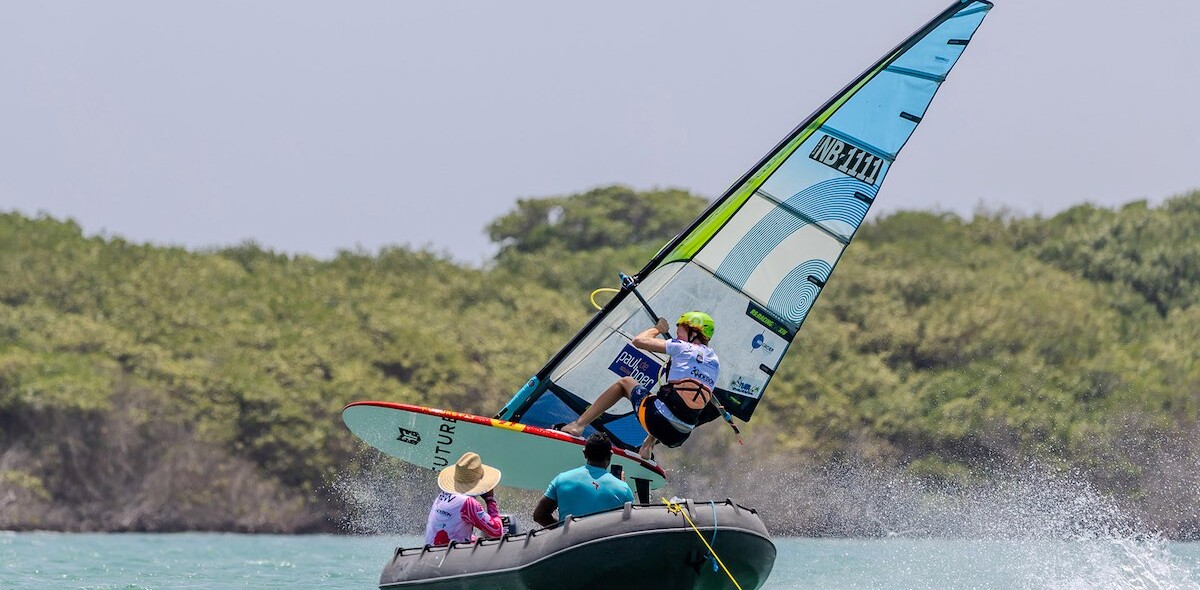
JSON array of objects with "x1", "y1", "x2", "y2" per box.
[{"x1": 3, "y1": 1, "x2": 1198, "y2": 263}]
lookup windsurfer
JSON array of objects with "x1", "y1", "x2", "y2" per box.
[
  {"x1": 559, "y1": 312, "x2": 721, "y2": 459},
  {"x1": 533, "y1": 433, "x2": 634, "y2": 526},
  {"x1": 424, "y1": 451, "x2": 505, "y2": 546}
]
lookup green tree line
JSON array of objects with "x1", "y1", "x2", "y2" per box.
[{"x1": 1, "y1": 185, "x2": 1198, "y2": 536}]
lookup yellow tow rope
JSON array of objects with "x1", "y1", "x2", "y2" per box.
[
  {"x1": 589, "y1": 287, "x2": 620, "y2": 310},
  {"x1": 662, "y1": 498, "x2": 744, "y2": 590}
]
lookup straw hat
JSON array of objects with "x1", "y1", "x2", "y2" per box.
[{"x1": 437, "y1": 452, "x2": 502, "y2": 495}]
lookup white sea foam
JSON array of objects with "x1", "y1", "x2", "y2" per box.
[
  {"x1": 326, "y1": 450, "x2": 438, "y2": 535},
  {"x1": 677, "y1": 459, "x2": 1199, "y2": 589}
]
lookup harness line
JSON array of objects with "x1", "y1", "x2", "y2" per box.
[{"x1": 589, "y1": 287, "x2": 620, "y2": 311}]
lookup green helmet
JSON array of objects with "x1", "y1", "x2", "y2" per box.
[{"x1": 676, "y1": 311, "x2": 715, "y2": 341}]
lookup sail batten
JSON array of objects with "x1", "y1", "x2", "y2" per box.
[
  {"x1": 886, "y1": 65, "x2": 949, "y2": 83},
  {"x1": 816, "y1": 126, "x2": 898, "y2": 162},
  {"x1": 497, "y1": 0, "x2": 993, "y2": 451},
  {"x1": 753, "y1": 187, "x2": 853, "y2": 246},
  {"x1": 953, "y1": 5, "x2": 992, "y2": 18}
]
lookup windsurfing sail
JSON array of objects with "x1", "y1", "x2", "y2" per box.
[{"x1": 496, "y1": 0, "x2": 994, "y2": 451}]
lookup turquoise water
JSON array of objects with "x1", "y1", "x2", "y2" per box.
[{"x1": 3, "y1": 532, "x2": 1198, "y2": 589}]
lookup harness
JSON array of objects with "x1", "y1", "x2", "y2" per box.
[{"x1": 658, "y1": 380, "x2": 711, "y2": 425}]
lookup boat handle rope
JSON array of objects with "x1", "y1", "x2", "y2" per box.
[
  {"x1": 707, "y1": 501, "x2": 719, "y2": 573},
  {"x1": 662, "y1": 498, "x2": 744, "y2": 590}
]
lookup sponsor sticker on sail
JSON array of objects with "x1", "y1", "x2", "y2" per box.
[{"x1": 607, "y1": 344, "x2": 662, "y2": 389}]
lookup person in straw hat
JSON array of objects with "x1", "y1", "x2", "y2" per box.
[{"x1": 424, "y1": 451, "x2": 505, "y2": 546}]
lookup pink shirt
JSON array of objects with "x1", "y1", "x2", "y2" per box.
[{"x1": 424, "y1": 491, "x2": 503, "y2": 546}]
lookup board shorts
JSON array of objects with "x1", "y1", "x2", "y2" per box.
[{"x1": 630, "y1": 385, "x2": 692, "y2": 448}]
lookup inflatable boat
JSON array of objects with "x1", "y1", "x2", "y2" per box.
[{"x1": 378, "y1": 498, "x2": 775, "y2": 590}]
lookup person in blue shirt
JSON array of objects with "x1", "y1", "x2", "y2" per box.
[{"x1": 532, "y1": 433, "x2": 634, "y2": 526}]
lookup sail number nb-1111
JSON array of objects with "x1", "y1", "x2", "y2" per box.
[{"x1": 809, "y1": 134, "x2": 883, "y2": 186}]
